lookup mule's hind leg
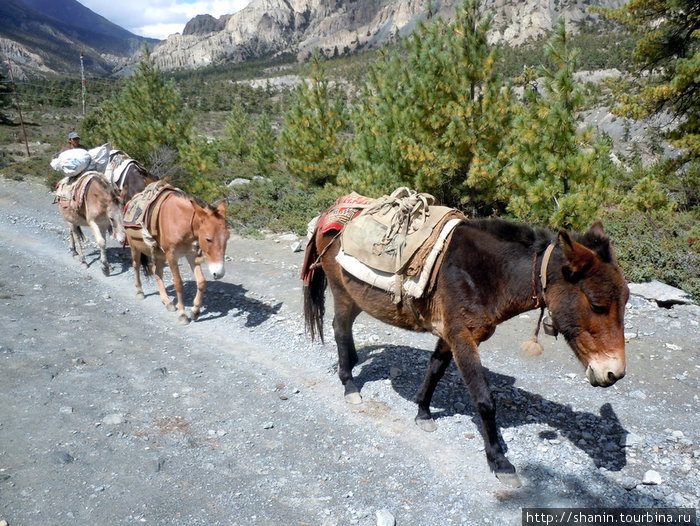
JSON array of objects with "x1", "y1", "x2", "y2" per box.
[
  {"x1": 69, "y1": 225, "x2": 87, "y2": 268},
  {"x1": 415, "y1": 338, "x2": 453, "y2": 432},
  {"x1": 152, "y1": 255, "x2": 179, "y2": 317},
  {"x1": 449, "y1": 333, "x2": 521, "y2": 487},
  {"x1": 130, "y1": 245, "x2": 145, "y2": 299},
  {"x1": 331, "y1": 292, "x2": 362, "y2": 404}
]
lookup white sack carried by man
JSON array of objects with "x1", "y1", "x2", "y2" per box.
[
  {"x1": 50, "y1": 148, "x2": 92, "y2": 176},
  {"x1": 50, "y1": 143, "x2": 112, "y2": 176}
]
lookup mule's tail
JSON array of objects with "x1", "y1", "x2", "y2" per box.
[{"x1": 301, "y1": 230, "x2": 326, "y2": 343}]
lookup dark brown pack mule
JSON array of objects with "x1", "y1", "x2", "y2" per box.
[
  {"x1": 104, "y1": 150, "x2": 158, "y2": 205},
  {"x1": 302, "y1": 216, "x2": 629, "y2": 487}
]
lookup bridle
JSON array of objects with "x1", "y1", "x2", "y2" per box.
[
  {"x1": 530, "y1": 243, "x2": 558, "y2": 342},
  {"x1": 532, "y1": 243, "x2": 556, "y2": 308}
]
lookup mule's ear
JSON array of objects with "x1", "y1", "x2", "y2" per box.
[
  {"x1": 216, "y1": 201, "x2": 226, "y2": 215},
  {"x1": 582, "y1": 220, "x2": 615, "y2": 263},
  {"x1": 589, "y1": 220, "x2": 605, "y2": 237},
  {"x1": 559, "y1": 229, "x2": 597, "y2": 276}
]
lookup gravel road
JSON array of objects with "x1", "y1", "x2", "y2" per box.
[{"x1": 0, "y1": 177, "x2": 698, "y2": 526}]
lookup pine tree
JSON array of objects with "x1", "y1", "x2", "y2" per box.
[
  {"x1": 222, "y1": 101, "x2": 252, "y2": 161},
  {"x1": 250, "y1": 112, "x2": 277, "y2": 178},
  {"x1": 597, "y1": 0, "x2": 699, "y2": 209},
  {"x1": 84, "y1": 47, "x2": 193, "y2": 166},
  {"x1": 342, "y1": 0, "x2": 512, "y2": 210},
  {"x1": 502, "y1": 19, "x2": 616, "y2": 229},
  {"x1": 280, "y1": 51, "x2": 348, "y2": 187}
]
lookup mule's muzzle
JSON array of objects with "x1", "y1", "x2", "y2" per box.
[
  {"x1": 207, "y1": 261, "x2": 226, "y2": 280},
  {"x1": 586, "y1": 364, "x2": 626, "y2": 387}
]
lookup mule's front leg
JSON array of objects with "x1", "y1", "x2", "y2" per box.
[
  {"x1": 331, "y1": 295, "x2": 361, "y2": 404},
  {"x1": 451, "y1": 336, "x2": 521, "y2": 488},
  {"x1": 186, "y1": 254, "x2": 206, "y2": 321},
  {"x1": 167, "y1": 254, "x2": 189, "y2": 325},
  {"x1": 415, "y1": 338, "x2": 453, "y2": 432},
  {"x1": 88, "y1": 221, "x2": 110, "y2": 275}
]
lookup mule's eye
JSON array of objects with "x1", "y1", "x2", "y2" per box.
[
  {"x1": 591, "y1": 303, "x2": 608, "y2": 314},
  {"x1": 206, "y1": 237, "x2": 213, "y2": 243}
]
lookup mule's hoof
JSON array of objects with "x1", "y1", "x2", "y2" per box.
[
  {"x1": 495, "y1": 471, "x2": 522, "y2": 488},
  {"x1": 165, "y1": 303, "x2": 177, "y2": 312},
  {"x1": 136, "y1": 292, "x2": 145, "y2": 299},
  {"x1": 80, "y1": 262, "x2": 88, "y2": 270},
  {"x1": 190, "y1": 310, "x2": 200, "y2": 321},
  {"x1": 344, "y1": 392, "x2": 362, "y2": 405},
  {"x1": 102, "y1": 266, "x2": 111, "y2": 276},
  {"x1": 415, "y1": 417, "x2": 437, "y2": 433},
  {"x1": 177, "y1": 314, "x2": 190, "y2": 325},
  {"x1": 72, "y1": 254, "x2": 81, "y2": 261}
]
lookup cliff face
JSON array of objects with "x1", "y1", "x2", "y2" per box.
[
  {"x1": 183, "y1": 14, "x2": 233, "y2": 36},
  {"x1": 149, "y1": 0, "x2": 625, "y2": 71}
]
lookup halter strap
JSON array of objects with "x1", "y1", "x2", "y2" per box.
[
  {"x1": 531, "y1": 242, "x2": 556, "y2": 308},
  {"x1": 540, "y1": 243, "x2": 556, "y2": 293}
]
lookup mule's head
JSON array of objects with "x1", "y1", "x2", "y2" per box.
[
  {"x1": 107, "y1": 189, "x2": 126, "y2": 245},
  {"x1": 545, "y1": 221, "x2": 629, "y2": 387},
  {"x1": 194, "y1": 200, "x2": 230, "y2": 280}
]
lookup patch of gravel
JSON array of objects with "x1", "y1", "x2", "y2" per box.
[{"x1": 0, "y1": 177, "x2": 698, "y2": 525}]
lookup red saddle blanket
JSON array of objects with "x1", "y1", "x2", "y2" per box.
[{"x1": 317, "y1": 192, "x2": 374, "y2": 233}]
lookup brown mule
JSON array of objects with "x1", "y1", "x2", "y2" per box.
[
  {"x1": 125, "y1": 189, "x2": 229, "y2": 325},
  {"x1": 302, "y1": 215, "x2": 629, "y2": 487},
  {"x1": 56, "y1": 171, "x2": 125, "y2": 275}
]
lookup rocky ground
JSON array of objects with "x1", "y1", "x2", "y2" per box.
[{"x1": 0, "y1": 176, "x2": 698, "y2": 526}]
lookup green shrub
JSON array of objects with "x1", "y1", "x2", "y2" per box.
[
  {"x1": 603, "y1": 209, "x2": 700, "y2": 300},
  {"x1": 226, "y1": 176, "x2": 342, "y2": 235}
]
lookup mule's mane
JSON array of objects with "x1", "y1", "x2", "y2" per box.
[
  {"x1": 187, "y1": 195, "x2": 224, "y2": 216},
  {"x1": 467, "y1": 217, "x2": 613, "y2": 263},
  {"x1": 468, "y1": 218, "x2": 553, "y2": 253},
  {"x1": 92, "y1": 174, "x2": 121, "y2": 201}
]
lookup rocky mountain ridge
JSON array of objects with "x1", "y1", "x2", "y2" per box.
[
  {"x1": 149, "y1": 0, "x2": 626, "y2": 71},
  {"x1": 0, "y1": 0, "x2": 156, "y2": 78},
  {"x1": 0, "y1": 0, "x2": 627, "y2": 77}
]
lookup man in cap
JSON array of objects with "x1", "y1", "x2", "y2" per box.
[{"x1": 60, "y1": 131, "x2": 85, "y2": 152}]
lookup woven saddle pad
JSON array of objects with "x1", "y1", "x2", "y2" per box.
[{"x1": 340, "y1": 187, "x2": 464, "y2": 276}]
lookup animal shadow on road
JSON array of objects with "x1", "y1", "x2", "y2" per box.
[
  {"x1": 167, "y1": 279, "x2": 282, "y2": 326},
  {"x1": 95, "y1": 246, "x2": 282, "y2": 326},
  {"x1": 350, "y1": 344, "x2": 628, "y2": 472},
  {"x1": 498, "y1": 463, "x2": 679, "y2": 509},
  {"x1": 81, "y1": 246, "x2": 132, "y2": 274}
]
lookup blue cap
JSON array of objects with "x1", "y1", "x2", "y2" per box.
[{"x1": 68, "y1": 132, "x2": 79, "y2": 140}]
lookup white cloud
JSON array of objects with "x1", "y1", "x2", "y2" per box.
[{"x1": 79, "y1": 0, "x2": 252, "y2": 40}]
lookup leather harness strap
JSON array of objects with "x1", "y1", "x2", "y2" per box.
[{"x1": 540, "y1": 243, "x2": 556, "y2": 294}]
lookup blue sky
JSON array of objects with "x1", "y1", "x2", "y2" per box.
[{"x1": 78, "y1": 0, "x2": 253, "y2": 40}]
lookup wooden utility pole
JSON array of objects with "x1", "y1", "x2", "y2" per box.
[
  {"x1": 7, "y1": 58, "x2": 30, "y2": 157},
  {"x1": 80, "y1": 51, "x2": 86, "y2": 115}
]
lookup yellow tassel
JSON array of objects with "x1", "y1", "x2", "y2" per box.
[{"x1": 521, "y1": 336, "x2": 543, "y2": 357}]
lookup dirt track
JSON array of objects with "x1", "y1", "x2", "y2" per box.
[{"x1": 0, "y1": 177, "x2": 698, "y2": 526}]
